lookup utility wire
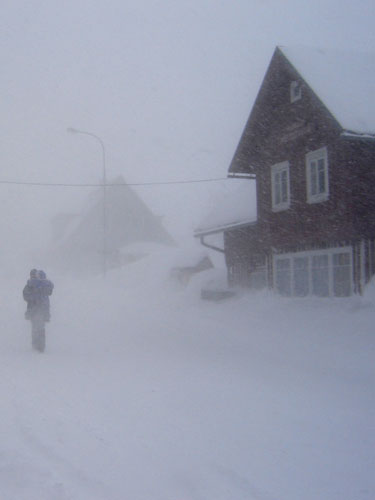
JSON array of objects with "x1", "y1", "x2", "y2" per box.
[{"x1": 0, "y1": 177, "x2": 229, "y2": 187}]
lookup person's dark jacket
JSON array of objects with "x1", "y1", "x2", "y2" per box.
[
  {"x1": 23, "y1": 277, "x2": 54, "y2": 318},
  {"x1": 23, "y1": 277, "x2": 42, "y2": 307}
]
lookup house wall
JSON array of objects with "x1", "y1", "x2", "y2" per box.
[
  {"x1": 252, "y1": 52, "x2": 356, "y2": 249},
  {"x1": 226, "y1": 48, "x2": 375, "y2": 295},
  {"x1": 225, "y1": 225, "x2": 268, "y2": 288},
  {"x1": 340, "y1": 139, "x2": 375, "y2": 239}
]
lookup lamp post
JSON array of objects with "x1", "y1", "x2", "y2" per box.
[{"x1": 67, "y1": 127, "x2": 107, "y2": 276}]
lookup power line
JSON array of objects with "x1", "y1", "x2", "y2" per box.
[{"x1": 0, "y1": 177, "x2": 229, "y2": 188}]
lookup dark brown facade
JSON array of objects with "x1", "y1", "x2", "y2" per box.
[{"x1": 224, "y1": 48, "x2": 375, "y2": 296}]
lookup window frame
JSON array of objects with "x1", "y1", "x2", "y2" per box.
[
  {"x1": 290, "y1": 80, "x2": 302, "y2": 103},
  {"x1": 271, "y1": 161, "x2": 290, "y2": 212},
  {"x1": 273, "y1": 246, "x2": 353, "y2": 297},
  {"x1": 306, "y1": 147, "x2": 329, "y2": 204}
]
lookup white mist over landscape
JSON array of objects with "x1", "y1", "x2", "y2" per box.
[
  {"x1": 1, "y1": 0, "x2": 375, "y2": 499},
  {"x1": 2, "y1": 0, "x2": 375, "y2": 266}
]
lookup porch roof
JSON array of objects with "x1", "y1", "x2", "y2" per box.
[{"x1": 194, "y1": 179, "x2": 256, "y2": 237}]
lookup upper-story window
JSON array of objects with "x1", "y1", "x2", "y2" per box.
[
  {"x1": 306, "y1": 147, "x2": 329, "y2": 203},
  {"x1": 290, "y1": 80, "x2": 302, "y2": 102},
  {"x1": 271, "y1": 161, "x2": 290, "y2": 211}
]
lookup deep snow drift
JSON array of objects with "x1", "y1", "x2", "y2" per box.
[{"x1": 2, "y1": 248, "x2": 374, "y2": 500}]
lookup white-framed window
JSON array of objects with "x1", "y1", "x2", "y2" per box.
[
  {"x1": 290, "y1": 81, "x2": 302, "y2": 102},
  {"x1": 306, "y1": 147, "x2": 329, "y2": 204},
  {"x1": 271, "y1": 161, "x2": 290, "y2": 212},
  {"x1": 273, "y1": 247, "x2": 352, "y2": 297},
  {"x1": 332, "y1": 252, "x2": 352, "y2": 297},
  {"x1": 275, "y1": 257, "x2": 292, "y2": 296},
  {"x1": 293, "y1": 256, "x2": 309, "y2": 297},
  {"x1": 312, "y1": 254, "x2": 329, "y2": 296}
]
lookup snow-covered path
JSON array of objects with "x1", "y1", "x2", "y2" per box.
[{"x1": 1, "y1": 254, "x2": 374, "y2": 499}]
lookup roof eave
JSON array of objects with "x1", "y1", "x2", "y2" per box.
[
  {"x1": 227, "y1": 172, "x2": 256, "y2": 180},
  {"x1": 194, "y1": 219, "x2": 257, "y2": 238},
  {"x1": 340, "y1": 130, "x2": 375, "y2": 141}
]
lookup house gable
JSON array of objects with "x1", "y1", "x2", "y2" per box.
[
  {"x1": 228, "y1": 47, "x2": 341, "y2": 177},
  {"x1": 229, "y1": 48, "x2": 351, "y2": 248},
  {"x1": 222, "y1": 46, "x2": 375, "y2": 296}
]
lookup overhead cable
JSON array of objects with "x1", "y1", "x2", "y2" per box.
[{"x1": 0, "y1": 177, "x2": 229, "y2": 187}]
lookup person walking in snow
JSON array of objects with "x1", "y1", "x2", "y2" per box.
[{"x1": 23, "y1": 269, "x2": 54, "y2": 321}]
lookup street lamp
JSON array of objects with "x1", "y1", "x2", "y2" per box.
[{"x1": 67, "y1": 127, "x2": 107, "y2": 276}]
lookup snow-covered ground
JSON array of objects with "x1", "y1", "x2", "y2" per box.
[{"x1": 2, "y1": 248, "x2": 374, "y2": 500}]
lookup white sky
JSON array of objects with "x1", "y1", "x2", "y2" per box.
[{"x1": 1, "y1": 0, "x2": 375, "y2": 262}]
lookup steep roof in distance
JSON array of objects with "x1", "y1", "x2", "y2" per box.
[
  {"x1": 56, "y1": 175, "x2": 175, "y2": 256},
  {"x1": 280, "y1": 45, "x2": 375, "y2": 136}
]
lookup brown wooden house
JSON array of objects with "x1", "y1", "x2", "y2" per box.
[{"x1": 196, "y1": 46, "x2": 375, "y2": 296}]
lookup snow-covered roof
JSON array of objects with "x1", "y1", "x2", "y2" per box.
[
  {"x1": 280, "y1": 46, "x2": 375, "y2": 135},
  {"x1": 54, "y1": 176, "x2": 175, "y2": 273},
  {"x1": 195, "y1": 179, "x2": 256, "y2": 236}
]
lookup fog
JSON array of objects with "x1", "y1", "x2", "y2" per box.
[
  {"x1": 2, "y1": 1, "x2": 375, "y2": 499},
  {"x1": 2, "y1": 0, "x2": 375, "y2": 268}
]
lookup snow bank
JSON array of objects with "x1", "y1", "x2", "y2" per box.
[{"x1": 3, "y1": 249, "x2": 374, "y2": 499}]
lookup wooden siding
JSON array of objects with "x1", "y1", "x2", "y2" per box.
[{"x1": 225, "y1": 47, "x2": 375, "y2": 294}]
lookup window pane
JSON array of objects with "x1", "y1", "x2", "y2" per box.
[
  {"x1": 333, "y1": 252, "x2": 350, "y2": 266},
  {"x1": 293, "y1": 257, "x2": 309, "y2": 296},
  {"x1": 281, "y1": 170, "x2": 288, "y2": 202},
  {"x1": 272, "y1": 162, "x2": 290, "y2": 209},
  {"x1": 275, "y1": 258, "x2": 291, "y2": 296},
  {"x1": 333, "y1": 267, "x2": 351, "y2": 297},
  {"x1": 310, "y1": 161, "x2": 317, "y2": 195},
  {"x1": 312, "y1": 254, "x2": 329, "y2": 296},
  {"x1": 333, "y1": 252, "x2": 351, "y2": 297},
  {"x1": 306, "y1": 148, "x2": 328, "y2": 202},
  {"x1": 274, "y1": 172, "x2": 281, "y2": 204},
  {"x1": 313, "y1": 254, "x2": 328, "y2": 267},
  {"x1": 276, "y1": 258, "x2": 290, "y2": 270},
  {"x1": 294, "y1": 256, "x2": 308, "y2": 269},
  {"x1": 317, "y1": 158, "x2": 326, "y2": 194}
]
